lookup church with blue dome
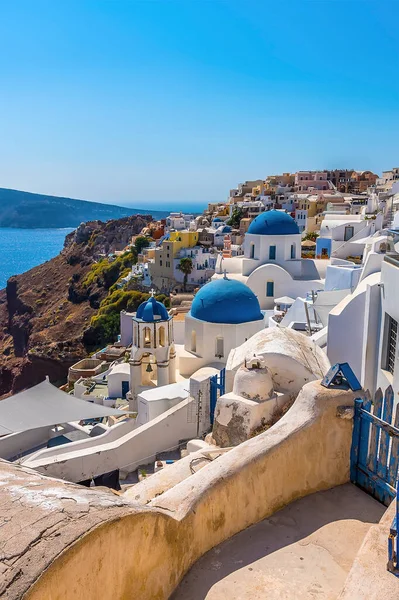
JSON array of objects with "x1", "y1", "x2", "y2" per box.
[
  {"x1": 212, "y1": 209, "x2": 324, "y2": 310},
  {"x1": 129, "y1": 293, "x2": 176, "y2": 402},
  {"x1": 247, "y1": 210, "x2": 300, "y2": 236},
  {"x1": 180, "y1": 276, "x2": 266, "y2": 374},
  {"x1": 190, "y1": 277, "x2": 263, "y2": 324}
]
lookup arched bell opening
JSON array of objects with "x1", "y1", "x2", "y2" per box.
[{"x1": 141, "y1": 353, "x2": 157, "y2": 386}]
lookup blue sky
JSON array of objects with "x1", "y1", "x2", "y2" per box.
[{"x1": 0, "y1": 0, "x2": 398, "y2": 210}]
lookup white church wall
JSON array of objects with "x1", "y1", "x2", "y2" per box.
[
  {"x1": 242, "y1": 233, "x2": 302, "y2": 277},
  {"x1": 173, "y1": 319, "x2": 186, "y2": 345},
  {"x1": 183, "y1": 314, "x2": 265, "y2": 364},
  {"x1": 246, "y1": 263, "x2": 323, "y2": 310}
]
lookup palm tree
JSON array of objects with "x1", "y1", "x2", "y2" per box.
[{"x1": 177, "y1": 257, "x2": 193, "y2": 291}]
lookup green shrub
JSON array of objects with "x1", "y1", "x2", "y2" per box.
[
  {"x1": 85, "y1": 290, "x2": 170, "y2": 348},
  {"x1": 82, "y1": 250, "x2": 137, "y2": 290}
]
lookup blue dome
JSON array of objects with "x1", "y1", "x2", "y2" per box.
[
  {"x1": 248, "y1": 210, "x2": 299, "y2": 235},
  {"x1": 190, "y1": 278, "x2": 263, "y2": 324},
  {"x1": 136, "y1": 296, "x2": 169, "y2": 322}
]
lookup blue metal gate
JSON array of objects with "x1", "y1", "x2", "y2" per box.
[
  {"x1": 350, "y1": 386, "x2": 399, "y2": 506},
  {"x1": 350, "y1": 385, "x2": 399, "y2": 577},
  {"x1": 210, "y1": 369, "x2": 225, "y2": 425},
  {"x1": 388, "y1": 486, "x2": 399, "y2": 576}
]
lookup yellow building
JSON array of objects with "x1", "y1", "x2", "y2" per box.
[
  {"x1": 149, "y1": 230, "x2": 199, "y2": 290},
  {"x1": 298, "y1": 196, "x2": 326, "y2": 217}
]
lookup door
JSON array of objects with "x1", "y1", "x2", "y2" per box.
[
  {"x1": 344, "y1": 226, "x2": 354, "y2": 241},
  {"x1": 121, "y1": 380, "x2": 129, "y2": 399}
]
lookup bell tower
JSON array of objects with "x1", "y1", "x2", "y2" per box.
[{"x1": 129, "y1": 291, "x2": 176, "y2": 410}]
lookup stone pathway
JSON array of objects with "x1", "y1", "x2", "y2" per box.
[{"x1": 172, "y1": 484, "x2": 385, "y2": 600}]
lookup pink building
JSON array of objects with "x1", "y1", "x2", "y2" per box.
[{"x1": 295, "y1": 171, "x2": 329, "y2": 192}]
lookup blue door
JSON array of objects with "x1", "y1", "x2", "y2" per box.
[
  {"x1": 210, "y1": 369, "x2": 226, "y2": 425},
  {"x1": 121, "y1": 380, "x2": 129, "y2": 399}
]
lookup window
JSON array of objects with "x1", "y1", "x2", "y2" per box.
[
  {"x1": 250, "y1": 243, "x2": 255, "y2": 259},
  {"x1": 266, "y1": 281, "x2": 274, "y2": 297},
  {"x1": 269, "y1": 245, "x2": 276, "y2": 260},
  {"x1": 383, "y1": 315, "x2": 397, "y2": 375},
  {"x1": 291, "y1": 244, "x2": 296, "y2": 259},
  {"x1": 191, "y1": 330, "x2": 197, "y2": 353},
  {"x1": 215, "y1": 336, "x2": 224, "y2": 358},
  {"x1": 159, "y1": 326, "x2": 166, "y2": 347},
  {"x1": 160, "y1": 260, "x2": 163, "y2": 266}
]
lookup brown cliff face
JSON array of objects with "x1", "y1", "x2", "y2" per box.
[{"x1": 0, "y1": 214, "x2": 151, "y2": 398}]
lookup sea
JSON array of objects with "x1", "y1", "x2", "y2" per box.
[{"x1": 0, "y1": 228, "x2": 74, "y2": 290}]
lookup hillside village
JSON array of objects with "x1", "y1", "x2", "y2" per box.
[{"x1": 1, "y1": 166, "x2": 399, "y2": 599}]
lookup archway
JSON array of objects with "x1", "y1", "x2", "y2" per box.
[
  {"x1": 159, "y1": 326, "x2": 166, "y2": 347},
  {"x1": 191, "y1": 330, "x2": 197, "y2": 353}
]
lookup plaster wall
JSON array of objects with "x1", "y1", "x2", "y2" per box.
[
  {"x1": 246, "y1": 263, "x2": 323, "y2": 309},
  {"x1": 226, "y1": 327, "x2": 330, "y2": 394},
  {"x1": 324, "y1": 264, "x2": 361, "y2": 292},
  {"x1": 212, "y1": 391, "x2": 291, "y2": 447},
  {"x1": 22, "y1": 419, "x2": 136, "y2": 466},
  {"x1": 183, "y1": 314, "x2": 265, "y2": 367},
  {"x1": 327, "y1": 273, "x2": 381, "y2": 388},
  {"x1": 18, "y1": 381, "x2": 359, "y2": 600},
  {"x1": 0, "y1": 426, "x2": 54, "y2": 461},
  {"x1": 120, "y1": 311, "x2": 135, "y2": 347},
  {"x1": 242, "y1": 232, "x2": 302, "y2": 276},
  {"x1": 108, "y1": 365, "x2": 130, "y2": 398},
  {"x1": 22, "y1": 397, "x2": 203, "y2": 482},
  {"x1": 376, "y1": 259, "x2": 399, "y2": 398}
]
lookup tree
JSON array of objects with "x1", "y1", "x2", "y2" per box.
[
  {"x1": 227, "y1": 207, "x2": 243, "y2": 229},
  {"x1": 134, "y1": 236, "x2": 151, "y2": 255},
  {"x1": 303, "y1": 232, "x2": 319, "y2": 242},
  {"x1": 177, "y1": 257, "x2": 193, "y2": 291}
]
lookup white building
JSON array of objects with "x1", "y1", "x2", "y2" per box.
[
  {"x1": 316, "y1": 212, "x2": 383, "y2": 259},
  {"x1": 326, "y1": 234, "x2": 399, "y2": 399},
  {"x1": 295, "y1": 209, "x2": 308, "y2": 233},
  {"x1": 165, "y1": 213, "x2": 194, "y2": 231},
  {"x1": 177, "y1": 276, "x2": 266, "y2": 376},
  {"x1": 213, "y1": 210, "x2": 325, "y2": 309},
  {"x1": 173, "y1": 246, "x2": 216, "y2": 286}
]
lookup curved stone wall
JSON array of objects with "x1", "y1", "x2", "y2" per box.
[{"x1": 1, "y1": 380, "x2": 358, "y2": 600}]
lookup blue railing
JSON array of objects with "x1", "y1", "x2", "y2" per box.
[{"x1": 388, "y1": 487, "x2": 399, "y2": 576}]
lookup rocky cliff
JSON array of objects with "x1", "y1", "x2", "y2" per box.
[{"x1": 0, "y1": 215, "x2": 151, "y2": 398}]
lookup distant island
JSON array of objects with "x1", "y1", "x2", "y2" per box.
[{"x1": 0, "y1": 187, "x2": 169, "y2": 228}]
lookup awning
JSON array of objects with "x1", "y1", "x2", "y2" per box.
[{"x1": 0, "y1": 378, "x2": 130, "y2": 436}]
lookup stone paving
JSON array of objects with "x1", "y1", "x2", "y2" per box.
[{"x1": 172, "y1": 484, "x2": 385, "y2": 600}]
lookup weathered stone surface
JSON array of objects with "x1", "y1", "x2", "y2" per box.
[{"x1": 0, "y1": 459, "x2": 135, "y2": 599}]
